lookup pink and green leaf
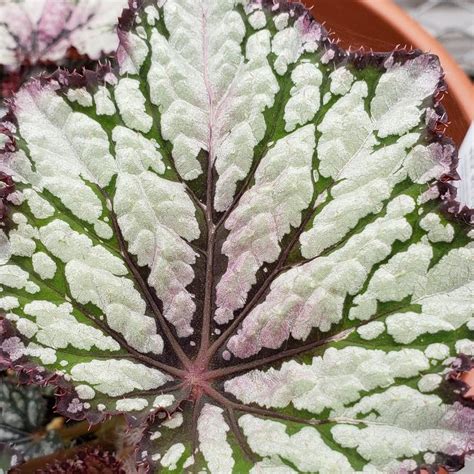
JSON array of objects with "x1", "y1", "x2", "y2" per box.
[{"x1": 0, "y1": 0, "x2": 473, "y2": 472}]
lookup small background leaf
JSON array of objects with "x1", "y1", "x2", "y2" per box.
[
  {"x1": 0, "y1": 374, "x2": 63, "y2": 466},
  {"x1": 0, "y1": 442, "x2": 22, "y2": 473}
]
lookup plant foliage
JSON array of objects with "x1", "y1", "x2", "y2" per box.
[
  {"x1": 0, "y1": 0, "x2": 473, "y2": 472},
  {"x1": 0, "y1": 376, "x2": 62, "y2": 463},
  {"x1": 38, "y1": 447, "x2": 125, "y2": 474},
  {"x1": 0, "y1": 0, "x2": 127, "y2": 99},
  {"x1": 0, "y1": 442, "x2": 22, "y2": 473}
]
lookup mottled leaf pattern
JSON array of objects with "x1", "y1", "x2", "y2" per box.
[{"x1": 0, "y1": 0, "x2": 473, "y2": 473}]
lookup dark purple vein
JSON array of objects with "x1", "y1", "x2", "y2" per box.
[
  {"x1": 204, "y1": 205, "x2": 318, "y2": 363},
  {"x1": 207, "y1": 328, "x2": 354, "y2": 380},
  {"x1": 9, "y1": 259, "x2": 184, "y2": 377},
  {"x1": 105, "y1": 196, "x2": 192, "y2": 369},
  {"x1": 73, "y1": 301, "x2": 186, "y2": 378},
  {"x1": 198, "y1": 4, "x2": 217, "y2": 356},
  {"x1": 215, "y1": 79, "x2": 294, "y2": 233},
  {"x1": 190, "y1": 396, "x2": 204, "y2": 458},
  {"x1": 116, "y1": 382, "x2": 184, "y2": 399},
  {"x1": 205, "y1": 386, "x2": 331, "y2": 428},
  {"x1": 207, "y1": 299, "x2": 412, "y2": 380},
  {"x1": 225, "y1": 407, "x2": 257, "y2": 462}
]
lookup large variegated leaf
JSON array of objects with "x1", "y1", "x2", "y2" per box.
[{"x1": 0, "y1": 0, "x2": 473, "y2": 472}]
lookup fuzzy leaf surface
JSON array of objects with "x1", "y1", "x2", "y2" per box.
[{"x1": 0, "y1": 0, "x2": 473, "y2": 472}]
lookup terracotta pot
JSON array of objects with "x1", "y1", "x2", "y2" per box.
[{"x1": 307, "y1": 0, "x2": 473, "y2": 147}]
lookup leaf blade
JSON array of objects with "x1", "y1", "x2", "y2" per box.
[{"x1": 0, "y1": 0, "x2": 472, "y2": 472}]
